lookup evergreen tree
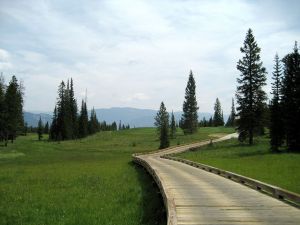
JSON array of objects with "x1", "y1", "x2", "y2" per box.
[
  {"x1": 118, "y1": 120, "x2": 122, "y2": 130},
  {"x1": 213, "y1": 98, "x2": 224, "y2": 126},
  {"x1": 111, "y1": 121, "x2": 117, "y2": 131},
  {"x1": 154, "y1": 102, "x2": 170, "y2": 149},
  {"x1": 44, "y1": 121, "x2": 49, "y2": 134},
  {"x1": 180, "y1": 70, "x2": 199, "y2": 134},
  {"x1": 270, "y1": 54, "x2": 284, "y2": 152},
  {"x1": 281, "y1": 42, "x2": 300, "y2": 151},
  {"x1": 49, "y1": 106, "x2": 58, "y2": 140},
  {"x1": 236, "y1": 28, "x2": 267, "y2": 145},
  {"x1": 69, "y1": 78, "x2": 78, "y2": 139},
  {"x1": 4, "y1": 76, "x2": 24, "y2": 143},
  {"x1": 37, "y1": 116, "x2": 43, "y2": 141},
  {"x1": 208, "y1": 116, "x2": 213, "y2": 127},
  {"x1": 201, "y1": 117, "x2": 207, "y2": 127},
  {"x1": 170, "y1": 111, "x2": 176, "y2": 139},
  {"x1": 78, "y1": 100, "x2": 88, "y2": 138},
  {"x1": 56, "y1": 81, "x2": 67, "y2": 140},
  {"x1": 226, "y1": 98, "x2": 236, "y2": 127},
  {"x1": 88, "y1": 107, "x2": 99, "y2": 134}
]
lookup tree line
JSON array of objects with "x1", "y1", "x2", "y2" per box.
[
  {"x1": 0, "y1": 75, "x2": 24, "y2": 146},
  {"x1": 155, "y1": 28, "x2": 299, "y2": 152},
  {"x1": 47, "y1": 78, "x2": 129, "y2": 141},
  {"x1": 155, "y1": 71, "x2": 237, "y2": 149},
  {"x1": 236, "y1": 29, "x2": 299, "y2": 152}
]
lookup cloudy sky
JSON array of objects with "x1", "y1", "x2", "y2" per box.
[{"x1": 0, "y1": 0, "x2": 299, "y2": 114}]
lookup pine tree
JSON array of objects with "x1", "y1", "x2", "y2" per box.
[
  {"x1": 49, "y1": 107, "x2": 58, "y2": 140},
  {"x1": 181, "y1": 70, "x2": 199, "y2": 134},
  {"x1": 213, "y1": 98, "x2": 224, "y2": 126},
  {"x1": 208, "y1": 116, "x2": 213, "y2": 127},
  {"x1": 281, "y1": 42, "x2": 300, "y2": 151},
  {"x1": 270, "y1": 54, "x2": 284, "y2": 152},
  {"x1": 37, "y1": 116, "x2": 43, "y2": 141},
  {"x1": 69, "y1": 78, "x2": 78, "y2": 139},
  {"x1": 4, "y1": 76, "x2": 24, "y2": 143},
  {"x1": 56, "y1": 81, "x2": 66, "y2": 140},
  {"x1": 44, "y1": 121, "x2": 49, "y2": 134},
  {"x1": 170, "y1": 111, "x2": 176, "y2": 139},
  {"x1": 226, "y1": 98, "x2": 236, "y2": 127},
  {"x1": 154, "y1": 102, "x2": 170, "y2": 149},
  {"x1": 78, "y1": 100, "x2": 88, "y2": 138},
  {"x1": 236, "y1": 29, "x2": 267, "y2": 145},
  {"x1": 88, "y1": 107, "x2": 99, "y2": 134}
]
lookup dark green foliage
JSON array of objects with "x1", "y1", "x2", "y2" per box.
[
  {"x1": 208, "y1": 116, "x2": 213, "y2": 127},
  {"x1": 236, "y1": 28, "x2": 267, "y2": 145},
  {"x1": 3, "y1": 75, "x2": 24, "y2": 144},
  {"x1": 69, "y1": 78, "x2": 78, "y2": 138},
  {"x1": 78, "y1": 100, "x2": 89, "y2": 138},
  {"x1": 170, "y1": 111, "x2": 176, "y2": 139},
  {"x1": 154, "y1": 102, "x2": 170, "y2": 149},
  {"x1": 226, "y1": 98, "x2": 236, "y2": 127},
  {"x1": 49, "y1": 107, "x2": 58, "y2": 140},
  {"x1": 180, "y1": 70, "x2": 199, "y2": 134},
  {"x1": 270, "y1": 54, "x2": 284, "y2": 152},
  {"x1": 111, "y1": 121, "x2": 117, "y2": 131},
  {"x1": 213, "y1": 98, "x2": 224, "y2": 126},
  {"x1": 44, "y1": 122, "x2": 49, "y2": 134},
  {"x1": 88, "y1": 107, "x2": 99, "y2": 135},
  {"x1": 281, "y1": 42, "x2": 300, "y2": 151},
  {"x1": 199, "y1": 117, "x2": 208, "y2": 127},
  {"x1": 50, "y1": 78, "x2": 102, "y2": 141},
  {"x1": 37, "y1": 116, "x2": 43, "y2": 141}
]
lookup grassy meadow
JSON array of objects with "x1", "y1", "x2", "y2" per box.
[
  {"x1": 178, "y1": 135, "x2": 300, "y2": 194},
  {"x1": 0, "y1": 127, "x2": 233, "y2": 225}
]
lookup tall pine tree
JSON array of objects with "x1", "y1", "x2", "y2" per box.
[
  {"x1": 37, "y1": 116, "x2": 43, "y2": 141},
  {"x1": 270, "y1": 53, "x2": 284, "y2": 152},
  {"x1": 78, "y1": 100, "x2": 88, "y2": 138},
  {"x1": 170, "y1": 111, "x2": 176, "y2": 139},
  {"x1": 213, "y1": 98, "x2": 224, "y2": 126},
  {"x1": 50, "y1": 106, "x2": 58, "y2": 140},
  {"x1": 281, "y1": 42, "x2": 300, "y2": 151},
  {"x1": 154, "y1": 102, "x2": 170, "y2": 149},
  {"x1": 236, "y1": 29, "x2": 267, "y2": 145},
  {"x1": 226, "y1": 98, "x2": 236, "y2": 127},
  {"x1": 4, "y1": 76, "x2": 24, "y2": 143},
  {"x1": 180, "y1": 70, "x2": 199, "y2": 134},
  {"x1": 69, "y1": 78, "x2": 78, "y2": 139}
]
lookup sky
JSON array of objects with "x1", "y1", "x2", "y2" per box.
[{"x1": 0, "y1": 0, "x2": 299, "y2": 114}]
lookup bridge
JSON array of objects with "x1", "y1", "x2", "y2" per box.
[{"x1": 133, "y1": 134, "x2": 300, "y2": 225}]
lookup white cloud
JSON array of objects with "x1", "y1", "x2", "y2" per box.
[
  {"x1": 0, "y1": 48, "x2": 12, "y2": 70},
  {"x1": 0, "y1": 0, "x2": 299, "y2": 114}
]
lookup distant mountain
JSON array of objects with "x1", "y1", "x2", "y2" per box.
[
  {"x1": 24, "y1": 112, "x2": 52, "y2": 127},
  {"x1": 93, "y1": 107, "x2": 216, "y2": 128},
  {"x1": 24, "y1": 107, "x2": 225, "y2": 128}
]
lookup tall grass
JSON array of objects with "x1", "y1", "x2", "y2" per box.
[
  {"x1": 0, "y1": 127, "x2": 233, "y2": 225},
  {"x1": 178, "y1": 135, "x2": 300, "y2": 194}
]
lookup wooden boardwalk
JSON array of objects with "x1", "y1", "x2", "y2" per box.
[{"x1": 134, "y1": 134, "x2": 300, "y2": 225}]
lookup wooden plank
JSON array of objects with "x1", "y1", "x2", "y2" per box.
[{"x1": 133, "y1": 134, "x2": 300, "y2": 225}]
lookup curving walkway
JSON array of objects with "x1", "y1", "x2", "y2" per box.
[{"x1": 134, "y1": 134, "x2": 300, "y2": 225}]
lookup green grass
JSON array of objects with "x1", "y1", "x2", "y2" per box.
[
  {"x1": 0, "y1": 127, "x2": 233, "y2": 225},
  {"x1": 178, "y1": 135, "x2": 300, "y2": 194}
]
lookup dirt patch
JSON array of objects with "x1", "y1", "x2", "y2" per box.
[{"x1": 208, "y1": 133, "x2": 228, "y2": 138}]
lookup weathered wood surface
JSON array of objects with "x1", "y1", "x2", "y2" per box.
[{"x1": 134, "y1": 134, "x2": 300, "y2": 225}]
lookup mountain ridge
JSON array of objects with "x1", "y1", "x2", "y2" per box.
[{"x1": 24, "y1": 107, "x2": 222, "y2": 127}]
